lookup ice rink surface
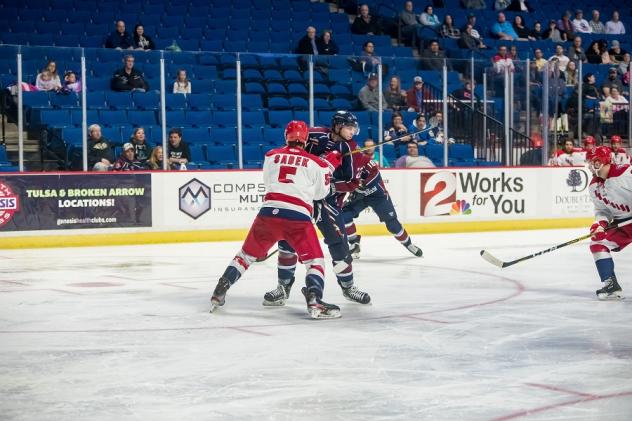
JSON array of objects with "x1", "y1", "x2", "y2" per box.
[{"x1": 1, "y1": 228, "x2": 631, "y2": 421}]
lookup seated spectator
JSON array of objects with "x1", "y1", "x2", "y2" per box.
[
  {"x1": 463, "y1": 14, "x2": 482, "y2": 41},
  {"x1": 111, "y1": 55, "x2": 149, "y2": 92},
  {"x1": 440, "y1": 15, "x2": 460, "y2": 39},
  {"x1": 129, "y1": 127, "x2": 152, "y2": 164},
  {"x1": 147, "y1": 146, "x2": 164, "y2": 170},
  {"x1": 589, "y1": 10, "x2": 605, "y2": 34},
  {"x1": 420, "y1": 5, "x2": 440, "y2": 31},
  {"x1": 406, "y1": 76, "x2": 430, "y2": 112},
  {"x1": 618, "y1": 53, "x2": 631, "y2": 75},
  {"x1": 113, "y1": 142, "x2": 144, "y2": 171},
  {"x1": 494, "y1": 0, "x2": 510, "y2": 11},
  {"x1": 565, "y1": 61, "x2": 578, "y2": 86},
  {"x1": 543, "y1": 19, "x2": 566, "y2": 42},
  {"x1": 609, "y1": 40, "x2": 627, "y2": 64},
  {"x1": 452, "y1": 80, "x2": 478, "y2": 102},
  {"x1": 572, "y1": 10, "x2": 592, "y2": 33},
  {"x1": 133, "y1": 24, "x2": 155, "y2": 51},
  {"x1": 167, "y1": 128, "x2": 190, "y2": 170},
  {"x1": 605, "y1": 11, "x2": 626, "y2": 35},
  {"x1": 461, "y1": 0, "x2": 486, "y2": 10},
  {"x1": 459, "y1": 24, "x2": 486, "y2": 50},
  {"x1": 62, "y1": 71, "x2": 81, "y2": 93},
  {"x1": 507, "y1": 0, "x2": 534, "y2": 12},
  {"x1": 105, "y1": 20, "x2": 134, "y2": 50},
  {"x1": 395, "y1": 142, "x2": 436, "y2": 168},
  {"x1": 533, "y1": 48, "x2": 547, "y2": 72},
  {"x1": 586, "y1": 40, "x2": 612, "y2": 65},
  {"x1": 351, "y1": 4, "x2": 382, "y2": 35},
  {"x1": 360, "y1": 41, "x2": 381, "y2": 75},
  {"x1": 36, "y1": 70, "x2": 61, "y2": 92},
  {"x1": 513, "y1": 15, "x2": 534, "y2": 40},
  {"x1": 557, "y1": 11, "x2": 575, "y2": 40},
  {"x1": 317, "y1": 30, "x2": 339, "y2": 55},
  {"x1": 549, "y1": 45, "x2": 570, "y2": 72},
  {"x1": 361, "y1": 139, "x2": 389, "y2": 167},
  {"x1": 428, "y1": 111, "x2": 447, "y2": 142},
  {"x1": 420, "y1": 40, "x2": 447, "y2": 71},
  {"x1": 600, "y1": 87, "x2": 628, "y2": 124},
  {"x1": 87, "y1": 124, "x2": 114, "y2": 171},
  {"x1": 583, "y1": 73, "x2": 601, "y2": 100},
  {"x1": 509, "y1": 45, "x2": 520, "y2": 61},
  {"x1": 568, "y1": 36, "x2": 587, "y2": 64},
  {"x1": 173, "y1": 69, "x2": 191, "y2": 94},
  {"x1": 295, "y1": 26, "x2": 319, "y2": 55},
  {"x1": 45, "y1": 60, "x2": 61, "y2": 84},
  {"x1": 531, "y1": 21, "x2": 543, "y2": 40},
  {"x1": 601, "y1": 67, "x2": 625, "y2": 97},
  {"x1": 400, "y1": 1, "x2": 424, "y2": 44},
  {"x1": 492, "y1": 12, "x2": 518, "y2": 40},
  {"x1": 385, "y1": 111, "x2": 412, "y2": 146},
  {"x1": 358, "y1": 73, "x2": 386, "y2": 112},
  {"x1": 409, "y1": 113, "x2": 434, "y2": 144},
  {"x1": 492, "y1": 45, "x2": 515, "y2": 74},
  {"x1": 383, "y1": 76, "x2": 407, "y2": 111}
]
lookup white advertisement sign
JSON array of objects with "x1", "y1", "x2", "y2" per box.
[{"x1": 549, "y1": 167, "x2": 594, "y2": 216}]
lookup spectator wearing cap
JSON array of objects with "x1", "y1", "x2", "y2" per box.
[
  {"x1": 605, "y1": 11, "x2": 626, "y2": 35},
  {"x1": 361, "y1": 139, "x2": 390, "y2": 167},
  {"x1": 507, "y1": 0, "x2": 534, "y2": 13},
  {"x1": 492, "y1": 12, "x2": 518, "y2": 40},
  {"x1": 167, "y1": 128, "x2": 190, "y2": 170},
  {"x1": 572, "y1": 10, "x2": 592, "y2": 33},
  {"x1": 568, "y1": 36, "x2": 587, "y2": 64},
  {"x1": 87, "y1": 124, "x2": 115, "y2": 171},
  {"x1": 461, "y1": 0, "x2": 486, "y2": 10},
  {"x1": 420, "y1": 40, "x2": 448, "y2": 71},
  {"x1": 589, "y1": 10, "x2": 605, "y2": 34},
  {"x1": 105, "y1": 20, "x2": 134, "y2": 50},
  {"x1": 113, "y1": 143, "x2": 145, "y2": 171},
  {"x1": 406, "y1": 76, "x2": 429, "y2": 112},
  {"x1": 358, "y1": 73, "x2": 387, "y2": 112},
  {"x1": 557, "y1": 11, "x2": 575, "y2": 39},
  {"x1": 351, "y1": 4, "x2": 382, "y2": 35},
  {"x1": 394, "y1": 142, "x2": 436, "y2": 168},
  {"x1": 609, "y1": 40, "x2": 627, "y2": 64},
  {"x1": 548, "y1": 44, "x2": 570, "y2": 72},
  {"x1": 459, "y1": 23, "x2": 486, "y2": 50},
  {"x1": 295, "y1": 26, "x2": 319, "y2": 55},
  {"x1": 601, "y1": 67, "x2": 625, "y2": 97},
  {"x1": 543, "y1": 19, "x2": 566, "y2": 42}
]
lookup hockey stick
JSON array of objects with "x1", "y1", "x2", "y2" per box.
[
  {"x1": 344, "y1": 127, "x2": 435, "y2": 156},
  {"x1": 480, "y1": 218, "x2": 632, "y2": 268},
  {"x1": 256, "y1": 248, "x2": 278, "y2": 263}
]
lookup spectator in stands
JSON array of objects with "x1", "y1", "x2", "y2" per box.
[
  {"x1": 543, "y1": 19, "x2": 566, "y2": 42},
  {"x1": 609, "y1": 40, "x2": 627, "y2": 64},
  {"x1": 400, "y1": 1, "x2": 424, "y2": 45},
  {"x1": 461, "y1": 0, "x2": 486, "y2": 10},
  {"x1": 105, "y1": 20, "x2": 134, "y2": 50},
  {"x1": 317, "y1": 30, "x2": 339, "y2": 55},
  {"x1": 167, "y1": 128, "x2": 190, "y2": 170},
  {"x1": 351, "y1": 4, "x2": 382, "y2": 35},
  {"x1": 111, "y1": 55, "x2": 149, "y2": 92},
  {"x1": 605, "y1": 11, "x2": 626, "y2": 35},
  {"x1": 113, "y1": 142, "x2": 144, "y2": 171},
  {"x1": 513, "y1": 15, "x2": 534, "y2": 40},
  {"x1": 362, "y1": 139, "x2": 389, "y2": 167},
  {"x1": 406, "y1": 76, "x2": 429, "y2": 113},
  {"x1": 520, "y1": 136, "x2": 543, "y2": 165},
  {"x1": 129, "y1": 127, "x2": 152, "y2": 165},
  {"x1": 565, "y1": 61, "x2": 578, "y2": 86},
  {"x1": 492, "y1": 12, "x2": 518, "y2": 40},
  {"x1": 494, "y1": 0, "x2": 510, "y2": 11},
  {"x1": 531, "y1": 21, "x2": 543, "y2": 40},
  {"x1": 600, "y1": 87, "x2": 628, "y2": 125},
  {"x1": 452, "y1": 80, "x2": 478, "y2": 102},
  {"x1": 45, "y1": 61, "x2": 61, "y2": 85},
  {"x1": 360, "y1": 41, "x2": 381, "y2": 76},
  {"x1": 420, "y1": 5, "x2": 440, "y2": 31},
  {"x1": 395, "y1": 142, "x2": 435, "y2": 168},
  {"x1": 36, "y1": 70, "x2": 61, "y2": 92},
  {"x1": 459, "y1": 23, "x2": 486, "y2": 50},
  {"x1": 87, "y1": 124, "x2": 114, "y2": 171},
  {"x1": 421, "y1": 40, "x2": 447, "y2": 71},
  {"x1": 409, "y1": 113, "x2": 433, "y2": 144},
  {"x1": 463, "y1": 14, "x2": 482, "y2": 40},
  {"x1": 507, "y1": 0, "x2": 534, "y2": 12},
  {"x1": 533, "y1": 48, "x2": 546, "y2": 71},
  {"x1": 133, "y1": 24, "x2": 155, "y2": 51},
  {"x1": 295, "y1": 26, "x2": 319, "y2": 55},
  {"x1": 557, "y1": 11, "x2": 575, "y2": 40},
  {"x1": 384, "y1": 76, "x2": 407, "y2": 111},
  {"x1": 589, "y1": 10, "x2": 605, "y2": 34},
  {"x1": 358, "y1": 73, "x2": 386, "y2": 112},
  {"x1": 173, "y1": 69, "x2": 191, "y2": 94},
  {"x1": 385, "y1": 111, "x2": 412, "y2": 145},
  {"x1": 440, "y1": 15, "x2": 460, "y2": 39},
  {"x1": 429, "y1": 111, "x2": 447, "y2": 142},
  {"x1": 618, "y1": 53, "x2": 631, "y2": 75},
  {"x1": 549, "y1": 45, "x2": 570, "y2": 72},
  {"x1": 147, "y1": 146, "x2": 164, "y2": 170},
  {"x1": 583, "y1": 73, "x2": 601, "y2": 100},
  {"x1": 568, "y1": 36, "x2": 587, "y2": 64},
  {"x1": 572, "y1": 10, "x2": 591, "y2": 33},
  {"x1": 602, "y1": 67, "x2": 625, "y2": 97},
  {"x1": 509, "y1": 45, "x2": 520, "y2": 61},
  {"x1": 586, "y1": 40, "x2": 612, "y2": 65},
  {"x1": 62, "y1": 71, "x2": 81, "y2": 93},
  {"x1": 492, "y1": 45, "x2": 515, "y2": 74}
]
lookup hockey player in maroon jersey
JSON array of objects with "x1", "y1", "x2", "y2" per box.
[
  {"x1": 209, "y1": 121, "x2": 344, "y2": 319},
  {"x1": 586, "y1": 146, "x2": 632, "y2": 300}
]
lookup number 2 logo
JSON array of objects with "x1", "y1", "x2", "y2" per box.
[{"x1": 420, "y1": 172, "x2": 456, "y2": 216}]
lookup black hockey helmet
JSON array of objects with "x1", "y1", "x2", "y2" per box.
[{"x1": 331, "y1": 110, "x2": 359, "y2": 136}]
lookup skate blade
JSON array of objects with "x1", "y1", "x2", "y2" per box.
[
  {"x1": 343, "y1": 295, "x2": 372, "y2": 305},
  {"x1": 308, "y1": 307, "x2": 342, "y2": 319},
  {"x1": 597, "y1": 291, "x2": 625, "y2": 300},
  {"x1": 209, "y1": 297, "x2": 225, "y2": 313},
  {"x1": 262, "y1": 299, "x2": 287, "y2": 307},
  {"x1": 351, "y1": 252, "x2": 360, "y2": 260}
]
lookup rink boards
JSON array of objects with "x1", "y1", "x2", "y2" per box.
[{"x1": 0, "y1": 166, "x2": 594, "y2": 248}]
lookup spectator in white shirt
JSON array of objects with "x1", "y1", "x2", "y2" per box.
[
  {"x1": 572, "y1": 10, "x2": 592, "y2": 33},
  {"x1": 173, "y1": 69, "x2": 191, "y2": 94},
  {"x1": 605, "y1": 11, "x2": 626, "y2": 35},
  {"x1": 549, "y1": 44, "x2": 570, "y2": 72}
]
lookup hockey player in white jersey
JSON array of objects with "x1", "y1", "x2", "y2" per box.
[
  {"x1": 586, "y1": 146, "x2": 632, "y2": 300},
  {"x1": 609, "y1": 135, "x2": 631, "y2": 165}
]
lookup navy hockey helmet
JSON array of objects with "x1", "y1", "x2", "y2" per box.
[{"x1": 331, "y1": 111, "x2": 359, "y2": 136}]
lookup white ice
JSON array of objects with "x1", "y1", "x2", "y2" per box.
[{"x1": 1, "y1": 228, "x2": 632, "y2": 421}]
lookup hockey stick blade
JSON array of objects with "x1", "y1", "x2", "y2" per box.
[{"x1": 479, "y1": 250, "x2": 507, "y2": 268}]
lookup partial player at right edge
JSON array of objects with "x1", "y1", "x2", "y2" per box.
[{"x1": 586, "y1": 146, "x2": 632, "y2": 300}]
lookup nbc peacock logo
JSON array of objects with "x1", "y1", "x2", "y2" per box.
[{"x1": 449, "y1": 200, "x2": 472, "y2": 215}]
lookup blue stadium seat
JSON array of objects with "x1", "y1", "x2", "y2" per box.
[
  {"x1": 289, "y1": 97, "x2": 308, "y2": 110},
  {"x1": 182, "y1": 128, "x2": 212, "y2": 144},
  {"x1": 99, "y1": 110, "x2": 128, "y2": 127},
  {"x1": 242, "y1": 111, "x2": 266, "y2": 127},
  {"x1": 188, "y1": 144, "x2": 209, "y2": 165},
  {"x1": 268, "y1": 110, "x2": 293, "y2": 128},
  {"x1": 71, "y1": 109, "x2": 99, "y2": 126},
  {"x1": 185, "y1": 111, "x2": 213, "y2": 127},
  {"x1": 106, "y1": 92, "x2": 133, "y2": 110},
  {"x1": 213, "y1": 111, "x2": 238, "y2": 127},
  {"x1": 245, "y1": 82, "x2": 266, "y2": 94},
  {"x1": 133, "y1": 92, "x2": 160, "y2": 110},
  {"x1": 128, "y1": 110, "x2": 157, "y2": 127},
  {"x1": 266, "y1": 83, "x2": 287, "y2": 96},
  {"x1": 268, "y1": 97, "x2": 291, "y2": 109},
  {"x1": 38, "y1": 109, "x2": 71, "y2": 128},
  {"x1": 242, "y1": 94, "x2": 263, "y2": 110},
  {"x1": 242, "y1": 127, "x2": 263, "y2": 145},
  {"x1": 165, "y1": 110, "x2": 187, "y2": 127},
  {"x1": 61, "y1": 127, "x2": 84, "y2": 146},
  {"x1": 210, "y1": 128, "x2": 238, "y2": 146},
  {"x1": 22, "y1": 92, "x2": 50, "y2": 109},
  {"x1": 263, "y1": 127, "x2": 284, "y2": 144},
  {"x1": 449, "y1": 144, "x2": 474, "y2": 161},
  {"x1": 287, "y1": 83, "x2": 308, "y2": 96},
  {"x1": 102, "y1": 127, "x2": 122, "y2": 144},
  {"x1": 166, "y1": 93, "x2": 187, "y2": 111},
  {"x1": 208, "y1": 144, "x2": 237, "y2": 164},
  {"x1": 243, "y1": 144, "x2": 264, "y2": 163},
  {"x1": 187, "y1": 94, "x2": 213, "y2": 110},
  {"x1": 215, "y1": 80, "x2": 236, "y2": 94},
  {"x1": 213, "y1": 94, "x2": 237, "y2": 110},
  {"x1": 50, "y1": 93, "x2": 80, "y2": 109}
]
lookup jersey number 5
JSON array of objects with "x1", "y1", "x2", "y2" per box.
[{"x1": 278, "y1": 165, "x2": 297, "y2": 183}]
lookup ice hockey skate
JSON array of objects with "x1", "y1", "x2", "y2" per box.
[
  {"x1": 342, "y1": 285, "x2": 371, "y2": 304},
  {"x1": 596, "y1": 277, "x2": 625, "y2": 300},
  {"x1": 209, "y1": 277, "x2": 231, "y2": 313},
  {"x1": 301, "y1": 287, "x2": 341, "y2": 319},
  {"x1": 406, "y1": 242, "x2": 423, "y2": 257},
  {"x1": 349, "y1": 236, "x2": 361, "y2": 259},
  {"x1": 262, "y1": 277, "x2": 295, "y2": 306}
]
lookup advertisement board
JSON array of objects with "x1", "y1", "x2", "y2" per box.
[{"x1": 549, "y1": 167, "x2": 594, "y2": 216}]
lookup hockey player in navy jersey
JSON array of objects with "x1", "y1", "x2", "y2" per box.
[{"x1": 263, "y1": 111, "x2": 371, "y2": 306}]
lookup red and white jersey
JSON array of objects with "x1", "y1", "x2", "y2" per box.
[
  {"x1": 551, "y1": 149, "x2": 585, "y2": 166},
  {"x1": 611, "y1": 148, "x2": 631, "y2": 165},
  {"x1": 589, "y1": 164, "x2": 632, "y2": 223},
  {"x1": 261, "y1": 145, "x2": 332, "y2": 219}
]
